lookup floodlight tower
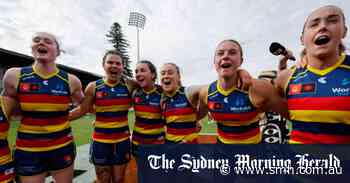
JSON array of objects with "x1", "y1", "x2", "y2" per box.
[{"x1": 128, "y1": 12, "x2": 146, "y2": 62}]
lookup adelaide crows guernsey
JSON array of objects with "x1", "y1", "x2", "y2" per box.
[
  {"x1": 0, "y1": 97, "x2": 12, "y2": 166},
  {"x1": 208, "y1": 81, "x2": 261, "y2": 144},
  {"x1": 93, "y1": 79, "x2": 131, "y2": 143},
  {"x1": 162, "y1": 87, "x2": 198, "y2": 143},
  {"x1": 132, "y1": 86, "x2": 164, "y2": 145},
  {"x1": 17, "y1": 66, "x2": 72, "y2": 152},
  {"x1": 287, "y1": 53, "x2": 350, "y2": 144},
  {"x1": 0, "y1": 97, "x2": 14, "y2": 183}
]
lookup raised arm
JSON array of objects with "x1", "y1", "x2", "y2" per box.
[{"x1": 277, "y1": 49, "x2": 294, "y2": 72}]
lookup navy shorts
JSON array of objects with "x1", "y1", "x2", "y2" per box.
[
  {"x1": 131, "y1": 143, "x2": 139, "y2": 157},
  {"x1": 0, "y1": 160, "x2": 15, "y2": 183},
  {"x1": 90, "y1": 139, "x2": 131, "y2": 166},
  {"x1": 14, "y1": 143, "x2": 76, "y2": 176}
]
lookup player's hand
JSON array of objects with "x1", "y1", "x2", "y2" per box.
[
  {"x1": 237, "y1": 69, "x2": 252, "y2": 91},
  {"x1": 278, "y1": 49, "x2": 294, "y2": 71}
]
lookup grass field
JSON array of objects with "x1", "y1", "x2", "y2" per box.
[{"x1": 8, "y1": 111, "x2": 216, "y2": 147}]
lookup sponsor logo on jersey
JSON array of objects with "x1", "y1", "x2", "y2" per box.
[{"x1": 332, "y1": 87, "x2": 350, "y2": 96}]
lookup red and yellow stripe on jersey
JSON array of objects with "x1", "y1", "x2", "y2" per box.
[
  {"x1": 0, "y1": 97, "x2": 15, "y2": 183},
  {"x1": 0, "y1": 160, "x2": 14, "y2": 183},
  {"x1": 287, "y1": 53, "x2": 350, "y2": 144},
  {"x1": 208, "y1": 81, "x2": 261, "y2": 144},
  {"x1": 132, "y1": 86, "x2": 164, "y2": 145},
  {"x1": 162, "y1": 87, "x2": 198, "y2": 143},
  {"x1": 16, "y1": 66, "x2": 73, "y2": 152},
  {"x1": 93, "y1": 79, "x2": 131, "y2": 143}
]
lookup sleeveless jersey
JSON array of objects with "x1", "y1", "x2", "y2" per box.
[
  {"x1": 132, "y1": 86, "x2": 164, "y2": 145},
  {"x1": 0, "y1": 97, "x2": 12, "y2": 166},
  {"x1": 17, "y1": 66, "x2": 72, "y2": 152},
  {"x1": 0, "y1": 98, "x2": 14, "y2": 183},
  {"x1": 287, "y1": 53, "x2": 350, "y2": 144},
  {"x1": 208, "y1": 81, "x2": 261, "y2": 144},
  {"x1": 93, "y1": 79, "x2": 131, "y2": 143},
  {"x1": 162, "y1": 87, "x2": 198, "y2": 143}
]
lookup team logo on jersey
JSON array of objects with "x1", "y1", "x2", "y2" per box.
[
  {"x1": 208, "y1": 101, "x2": 223, "y2": 110},
  {"x1": 55, "y1": 84, "x2": 65, "y2": 91},
  {"x1": 52, "y1": 84, "x2": 68, "y2": 95},
  {"x1": 235, "y1": 98, "x2": 246, "y2": 106}
]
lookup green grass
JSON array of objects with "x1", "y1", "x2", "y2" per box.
[
  {"x1": 8, "y1": 111, "x2": 215, "y2": 147},
  {"x1": 200, "y1": 116, "x2": 217, "y2": 134},
  {"x1": 70, "y1": 114, "x2": 94, "y2": 146}
]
